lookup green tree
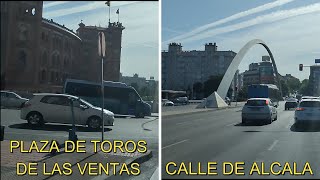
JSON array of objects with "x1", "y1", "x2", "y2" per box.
[
  {"x1": 193, "y1": 82, "x2": 203, "y2": 99},
  {"x1": 280, "y1": 80, "x2": 290, "y2": 97},
  {"x1": 203, "y1": 75, "x2": 223, "y2": 97},
  {"x1": 299, "y1": 79, "x2": 311, "y2": 95},
  {"x1": 287, "y1": 78, "x2": 301, "y2": 93},
  {"x1": 237, "y1": 85, "x2": 248, "y2": 101}
]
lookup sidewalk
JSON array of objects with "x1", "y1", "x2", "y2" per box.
[
  {"x1": 162, "y1": 102, "x2": 245, "y2": 117},
  {"x1": 1, "y1": 140, "x2": 152, "y2": 180}
]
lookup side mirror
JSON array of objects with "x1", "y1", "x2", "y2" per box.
[
  {"x1": 80, "y1": 104, "x2": 88, "y2": 110},
  {"x1": 274, "y1": 104, "x2": 278, "y2": 108}
]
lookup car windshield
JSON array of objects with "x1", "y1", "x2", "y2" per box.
[
  {"x1": 246, "y1": 100, "x2": 267, "y2": 106},
  {"x1": 299, "y1": 101, "x2": 320, "y2": 107}
]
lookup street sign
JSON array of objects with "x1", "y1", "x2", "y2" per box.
[
  {"x1": 315, "y1": 59, "x2": 320, "y2": 63},
  {"x1": 98, "y1": 32, "x2": 106, "y2": 57}
]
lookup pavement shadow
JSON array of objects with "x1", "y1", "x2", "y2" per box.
[
  {"x1": 234, "y1": 122, "x2": 267, "y2": 126},
  {"x1": 9, "y1": 123, "x2": 112, "y2": 132},
  {"x1": 290, "y1": 123, "x2": 320, "y2": 132}
]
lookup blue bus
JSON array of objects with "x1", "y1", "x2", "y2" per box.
[
  {"x1": 248, "y1": 84, "x2": 282, "y2": 103},
  {"x1": 63, "y1": 79, "x2": 151, "y2": 118}
]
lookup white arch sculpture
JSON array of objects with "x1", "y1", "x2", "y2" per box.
[{"x1": 197, "y1": 39, "x2": 282, "y2": 108}]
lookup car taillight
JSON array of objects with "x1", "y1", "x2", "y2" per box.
[
  {"x1": 296, "y1": 107, "x2": 304, "y2": 111},
  {"x1": 265, "y1": 100, "x2": 269, "y2": 105}
]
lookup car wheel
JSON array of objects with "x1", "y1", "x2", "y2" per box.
[
  {"x1": 267, "y1": 117, "x2": 272, "y2": 124},
  {"x1": 27, "y1": 112, "x2": 44, "y2": 126},
  {"x1": 87, "y1": 117, "x2": 101, "y2": 130},
  {"x1": 136, "y1": 111, "x2": 145, "y2": 118},
  {"x1": 274, "y1": 114, "x2": 278, "y2": 121},
  {"x1": 242, "y1": 118, "x2": 246, "y2": 124}
]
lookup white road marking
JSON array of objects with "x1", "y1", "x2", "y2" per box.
[
  {"x1": 176, "y1": 122, "x2": 191, "y2": 125},
  {"x1": 268, "y1": 140, "x2": 279, "y2": 151},
  {"x1": 162, "y1": 139, "x2": 189, "y2": 150}
]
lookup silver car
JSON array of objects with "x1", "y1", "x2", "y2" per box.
[
  {"x1": 1, "y1": 91, "x2": 29, "y2": 108},
  {"x1": 20, "y1": 93, "x2": 114, "y2": 129},
  {"x1": 242, "y1": 98, "x2": 278, "y2": 124},
  {"x1": 295, "y1": 99, "x2": 320, "y2": 125}
]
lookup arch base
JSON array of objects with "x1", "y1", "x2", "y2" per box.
[{"x1": 196, "y1": 91, "x2": 228, "y2": 108}]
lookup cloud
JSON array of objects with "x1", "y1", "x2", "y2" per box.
[
  {"x1": 44, "y1": 1, "x2": 139, "y2": 18},
  {"x1": 43, "y1": 1, "x2": 70, "y2": 9},
  {"x1": 164, "y1": 0, "x2": 295, "y2": 44},
  {"x1": 179, "y1": 3, "x2": 320, "y2": 44}
]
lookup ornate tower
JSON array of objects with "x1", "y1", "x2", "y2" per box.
[{"x1": 2, "y1": 1, "x2": 43, "y2": 91}]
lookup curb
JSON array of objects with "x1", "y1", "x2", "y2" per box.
[
  {"x1": 91, "y1": 150, "x2": 153, "y2": 180},
  {"x1": 162, "y1": 105, "x2": 244, "y2": 118}
]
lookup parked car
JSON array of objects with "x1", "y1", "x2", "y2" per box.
[
  {"x1": 225, "y1": 97, "x2": 231, "y2": 105},
  {"x1": 242, "y1": 98, "x2": 278, "y2": 124},
  {"x1": 20, "y1": 93, "x2": 114, "y2": 129},
  {"x1": 1, "y1": 91, "x2": 29, "y2": 109},
  {"x1": 285, "y1": 98, "x2": 298, "y2": 110},
  {"x1": 294, "y1": 98, "x2": 320, "y2": 126},
  {"x1": 162, "y1": 99, "x2": 174, "y2": 106},
  {"x1": 172, "y1": 96, "x2": 188, "y2": 105}
]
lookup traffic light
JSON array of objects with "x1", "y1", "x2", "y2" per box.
[{"x1": 299, "y1": 64, "x2": 303, "y2": 71}]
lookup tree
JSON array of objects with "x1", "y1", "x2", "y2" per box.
[
  {"x1": 203, "y1": 75, "x2": 223, "y2": 97},
  {"x1": 287, "y1": 78, "x2": 301, "y2": 93},
  {"x1": 237, "y1": 85, "x2": 248, "y2": 101},
  {"x1": 280, "y1": 80, "x2": 290, "y2": 97},
  {"x1": 299, "y1": 79, "x2": 311, "y2": 96},
  {"x1": 193, "y1": 82, "x2": 203, "y2": 99}
]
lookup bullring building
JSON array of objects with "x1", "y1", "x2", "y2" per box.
[{"x1": 1, "y1": 1, "x2": 125, "y2": 93}]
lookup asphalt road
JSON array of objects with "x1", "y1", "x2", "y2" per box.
[
  {"x1": 0, "y1": 108, "x2": 159, "y2": 180},
  {"x1": 162, "y1": 101, "x2": 320, "y2": 179}
]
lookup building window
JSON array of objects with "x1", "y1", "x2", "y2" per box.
[
  {"x1": 18, "y1": 51, "x2": 26, "y2": 66},
  {"x1": 41, "y1": 70, "x2": 46, "y2": 83},
  {"x1": 42, "y1": 51, "x2": 47, "y2": 65}
]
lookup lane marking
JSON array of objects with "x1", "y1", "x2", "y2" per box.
[
  {"x1": 176, "y1": 122, "x2": 191, "y2": 125},
  {"x1": 162, "y1": 139, "x2": 189, "y2": 150},
  {"x1": 268, "y1": 140, "x2": 279, "y2": 151}
]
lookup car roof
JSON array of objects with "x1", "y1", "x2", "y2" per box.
[
  {"x1": 33, "y1": 93, "x2": 79, "y2": 99},
  {"x1": 300, "y1": 98, "x2": 320, "y2": 102},
  {"x1": 247, "y1": 98, "x2": 270, "y2": 100}
]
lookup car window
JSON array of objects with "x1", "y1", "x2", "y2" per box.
[
  {"x1": 300, "y1": 101, "x2": 320, "y2": 107},
  {"x1": 7, "y1": 93, "x2": 18, "y2": 98},
  {"x1": 1, "y1": 92, "x2": 6, "y2": 97},
  {"x1": 40, "y1": 96, "x2": 70, "y2": 106},
  {"x1": 246, "y1": 100, "x2": 267, "y2": 106}
]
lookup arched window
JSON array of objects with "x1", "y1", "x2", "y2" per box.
[
  {"x1": 41, "y1": 70, "x2": 46, "y2": 82},
  {"x1": 18, "y1": 51, "x2": 26, "y2": 66},
  {"x1": 42, "y1": 51, "x2": 47, "y2": 65}
]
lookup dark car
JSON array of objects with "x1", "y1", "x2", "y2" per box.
[{"x1": 285, "y1": 98, "x2": 298, "y2": 110}]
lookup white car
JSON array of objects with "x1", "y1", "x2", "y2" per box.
[
  {"x1": 1, "y1": 91, "x2": 29, "y2": 108},
  {"x1": 162, "y1": 99, "x2": 174, "y2": 106},
  {"x1": 20, "y1": 93, "x2": 114, "y2": 129},
  {"x1": 242, "y1": 98, "x2": 278, "y2": 124},
  {"x1": 295, "y1": 98, "x2": 320, "y2": 125}
]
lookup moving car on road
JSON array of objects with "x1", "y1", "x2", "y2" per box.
[
  {"x1": 242, "y1": 98, "x2": 278, "y2": 124},
  {"x1": 1, "y1": 91, "x2": 29, "y2": 109},
  {"x1": 294, "y1": 98, "x2": 320, "y2": 126},
  {"x1": 162, "y1": 99, "x2": 174, "y2": 106},
  {"x1": 64, "y1": 78, "x2": 151, "y2": 118},
  {"x1": 285, "y1": 98, "x2": 298, "y2": 110},
  {"x1": 20, "y1": 93, "x2": 114, "y2": 129}
]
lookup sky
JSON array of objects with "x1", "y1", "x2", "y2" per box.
[
  {"x1": 162, "y1": 0, "x2": 320, "y2": 81},
  {"x1": 43, "y1": 1, "x2": 159, "y2": 80}
]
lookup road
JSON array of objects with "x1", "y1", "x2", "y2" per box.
[
  {"x1": 1, "y1": 108, "x2": 159, "y2": 180},
  {"x1": 162, "y1": 101, "x2": 320, "y2": 179}
]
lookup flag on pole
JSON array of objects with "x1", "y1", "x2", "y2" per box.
[
  {"x1": 116, "y1": 8, "x2": 119, "y2": 14},
  {"x1": 105, "y1": 1, "x2": 110, "y2": 6}
]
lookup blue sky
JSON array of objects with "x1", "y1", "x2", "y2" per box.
[
  {"x1": 43, "y1": 1, "x2": 159, "y2": 80},
  {"x1": 162, "y1": 0, "x2": 320, "y2": 81}
]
